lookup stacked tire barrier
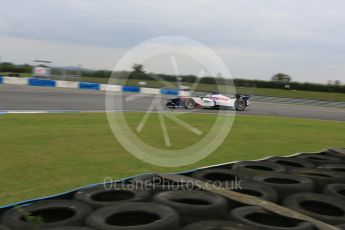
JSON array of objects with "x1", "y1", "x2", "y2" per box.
[{"x1": 1, "y1": 148, "x2": 345, "y2": 229}]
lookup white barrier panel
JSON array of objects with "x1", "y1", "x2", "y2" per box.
[
  {"x1": 141, "y1": 87, "x2": 160, "y2": 94},
  {"x1": 100, "y1": 84, "x2": 121, "y2": 91},
  {"x1": 55, "y1": 80, "x2": 79, "y2": 88},
  {"x1": 3, "y1": 77, "x2": 28, "y2": 85},
  {"x1": 178, "y1": 91, "x2": 191, "y2": 97}
]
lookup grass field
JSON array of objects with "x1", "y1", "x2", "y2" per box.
[
  {"x1": 0, "y1": 112, "x2": 344, "y2": 206},
  {"x1": 2, "y1": 73, "x2": 344, "y2": 102}
]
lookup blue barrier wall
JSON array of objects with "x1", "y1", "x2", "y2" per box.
[
  {"x1": 28, "y1": 78, "x2": 56, "y2": 87},
  {"x1": 160, "y1": 88, "x2": 178, "y2": 95},
  {"x1": 1, "y1": 77, "x2": 184, "y2": 96},
  {"x1": 79, "y1": 82, "x2": 100, "y2": 90},
  {"x1": 122, "y1": 85, "x2": 140, "y2": 93}
]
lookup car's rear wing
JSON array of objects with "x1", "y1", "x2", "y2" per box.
[{"x1": 235, "y1": 94, "x2": 251, "y2": 100}]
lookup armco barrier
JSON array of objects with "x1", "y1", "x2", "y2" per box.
[
  {"x1": 79, "y1": 82, "x2": 100, "y2": 90},
  {"x1": 160, "y1": 88, "x2": 179, "y2": 95},
  {"x1": 28, "y1": 78, "x2": 56, "y2": 87},
  {"x1": 122, "y1": 85, "x2": 140, "y2": 93}
]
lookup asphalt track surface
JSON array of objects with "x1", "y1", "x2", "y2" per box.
[{"x1": 0, "y1": 84, "x2": 344, "y2": 121}]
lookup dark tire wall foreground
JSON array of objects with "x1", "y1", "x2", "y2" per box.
[
  {"x1": 230, "y1": 206, "x2": 315, "y2": 230},
  {"x1": 283, "y1": 193, "x2": 345, "y2": 225},
  {"x1": 324, "y1": 184, "x2": 345, "y2": 200},
  {"x1": 0, "y1": 225, "x2": 10, "y2": 230},
  {"x1": 253, "y1": 173, "x2": 315, "y2": 202},
  {"x1": 1, "y1": 148, "x2": 345, "y2": 229},
  {"x1": 85, "y1": 202, "x2": 180, "y2": 230},
  {"x1": 43, "y1": 227, "x2": 95, "y2": 230},
  {"x1": 1, "y1": 200, "x2": 92, "y2": 230},
  {"x1": 74, "y1": 184, "x2": 151, "y2": 208},
  {"x1": 153, "y1": 190, "x2": 228, "y2": 225},
  {"x1": 181, "y1": 220, "x2": 252, "y2": 230}
]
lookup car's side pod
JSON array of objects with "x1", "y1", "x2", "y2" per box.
[{"x1": 166, "y1": 97, "x2": 184, "y2": 109}]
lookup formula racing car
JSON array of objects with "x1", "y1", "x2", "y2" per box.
[{"x1": 166, "y1": 93, "x2": 251, "y2": 111}]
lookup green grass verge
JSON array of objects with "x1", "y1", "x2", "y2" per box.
[{"x1": 0, "y1": 112, "x2": 344, "y2": 206}]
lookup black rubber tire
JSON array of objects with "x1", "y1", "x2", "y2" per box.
[
  {"x1": 231, "y1": 161, "x2": 286, "y2": 176},
  {"x1": 289, "y1": 168, "x2": 345, "y2": 191},
  {"x1": 231, "y1": 181, "x2": 279, "y2": 203},
  {"x1": 85, "y1": 202, "x2": 179, "y2": 230},
  {"x1": 283, "y1": 193, "x2": 345, "y2": 225},
  {"x1": 43, "y1": 227, "x2": 95, "y2": 230},
  {"x1": 322, "y1": 150, "x2": 345, "y2": 161},
  {"x1": 1, "y1": 200, "x2": 92, "y2": 230},
  {"x1": 225, "y1": 180, "x2": 279, "y2": 208},
  {"x1": 229, "y1": 206, "x2": 314, "y2": 230},
  {"x1": 153, "y1": 190, "x2": 228, "y2": 225},
  {"x1": 318, "y1": 164, "x2": 345, "y2": 173},
  {"x1": 265, "y1": 157, "x2": 315, "y2": 170},
  {"x1": 74, "y1": 184, "x2": 151, "y2": 208},
  {"x1": 181, "y1": 220, "x2": 254, "y2": 230},
  {"x1": 235, "y1": 98, "x2": 246, "y2": 111},
  {"x1": 337, "y1": 223, "x2": 345, "y2": 230},
  {"x1": 130, "y1": 174, "x2": 192, "y2": 193},
  {"x1": 323, "y1": 184, "x2": 345, "y2": 200},
  {"x1": 191, "y1": 168, "x2": 250, "y2": 185},
  {"x1": 294, "y1": 153, "x2": 342, "y2": 165},
  {"x1": 185, "y1": 99, "x2": 195, "y2": 109},
  {"x1": 0, "y1": 225, "x2": 10, "y2": 230},
  {"x1": 253, "y1": 173, "x2": 314, "y2": 201}
]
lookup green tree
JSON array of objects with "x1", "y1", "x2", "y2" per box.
[
  {"x1": 0, "y1": 62, "x2": 16, "y2": 72},
  {"x1": 132, "y1": 64, "x2": 144, "y2": 73},
  {"x1": 271, "y1": 73, "x2": 291, "y2": 83},
  {"x1": 334, "y1": 80, "x2": 341, "y2": 86}
]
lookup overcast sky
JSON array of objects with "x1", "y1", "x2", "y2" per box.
[{"x1": 0, "y1": 0, "x2": 344, "y2": 83}]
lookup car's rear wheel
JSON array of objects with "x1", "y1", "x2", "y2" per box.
[
  {"x1": 235, "y1": 99, "x2": 246, "y2": 111},
  {"x1": 185, "y1": 99, "x2": 195, "y2": 109}
]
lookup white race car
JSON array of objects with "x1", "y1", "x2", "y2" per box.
[{"x1": 166, "y1": 93, "x2": 251, "y2": 111}]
